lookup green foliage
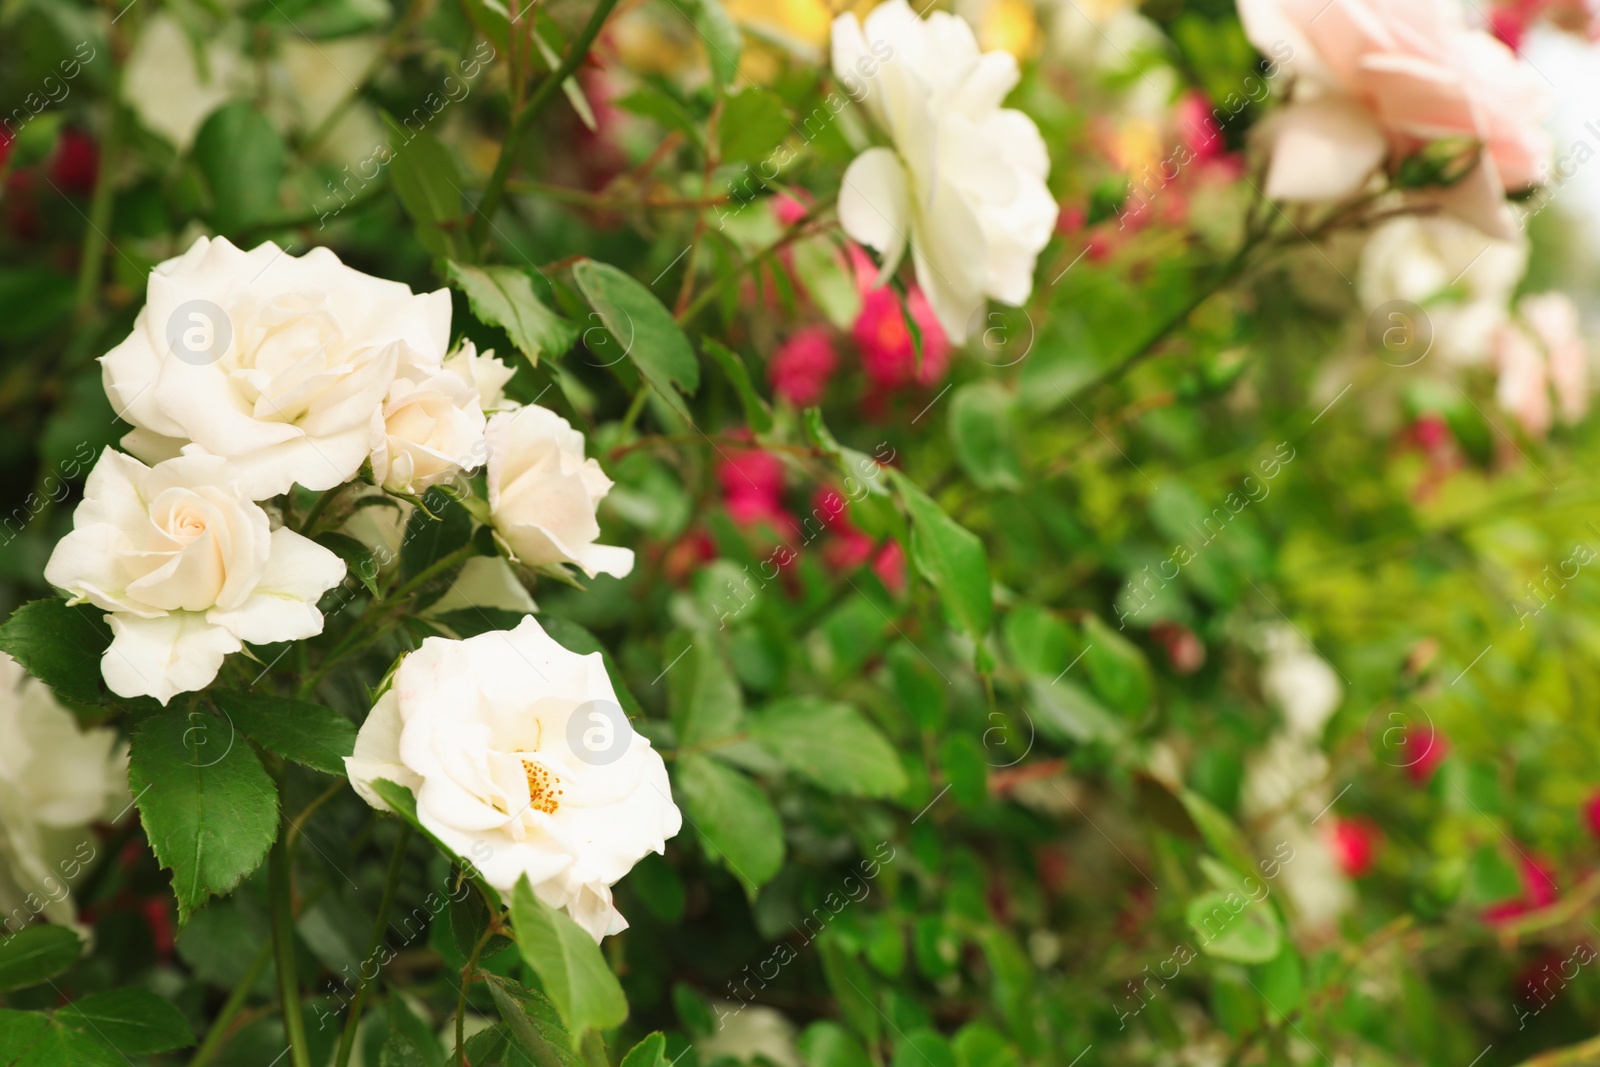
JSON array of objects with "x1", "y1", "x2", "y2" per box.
[
  {"x1": 211, "y1": 690, "x2": 357, "y2": 776},
  {"x1": 509, "y1": 878, "x2": 629, "y2": 1045},
  {"x1": 0, "y1": 927, "x2": 80, "y2": 992},
  {"x1": 446, "y1": 261, "x2": 579, "y2": 364}
]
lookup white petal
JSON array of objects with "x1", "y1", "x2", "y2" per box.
[
  {"x1": 345, "y1": 689, "x2": 420, "y2": 812},
  {"x1": 1261, "y1": 97, "x2": 1387, "y2": 203},
  {"x1": 839, "y1": 148, "x2": 912, "y2": 286},
  {"x1": 102, "y1": 612, "x2": 240, "y2": 705}
]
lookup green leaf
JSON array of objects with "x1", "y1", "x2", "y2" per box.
[
  {"x1": 701, "y1": 338, "x2": 773, "y2": 433},
  {"x1": 379, "y1": 1032, "x2": 426, "y2": 1067},
  {"x1": 0, "y1": 1011, "x2": 124, "y2": 1067},
  {"x1": 1250, "y1": 944, "x2": 1303, "y2": 1021},
  {"x1": 445, "y1": 261, "x2": 579, "y2": 365},
  {"x1": 614, "y1": 85, "x2": 702, "y2": 147},
  {"x1": 193, "y1": 102, "x2": 286, "y2": 232},
  {"x1": 1186, "y1": 889, "x2": 1282, "y2": 963},
  {"x1": 719, "y1": 87, "x2": 789, "y2": 164},
  {"x1": 1081, "y1": 615, "x2": 1152, "y2": 716},
  {"x1": 484, "y1": 977, "x2": 584, "y2": 1067},
  {"x1": 0, "y1": 927, "x2": 81, "y2": 992},
  {"x1": 798, "y1": 1021, "x2": 873, "y2": 1067},
  {"x1": 749, "y1": 698, "x2": 907, "y2": 797},
  {"x1": 128, "y1": 710, "x2": 280, "y2": 923},
  {"x1": 370, "y1": 779, "x2": 505, "y2": 912},
  {"x1": 427, "y1": 607, "x2": 529, "y2": 639},
  {"x1": 401, "y1": 487, "x2": 473, "y2": 585},
  {"x1": 668, "y1": 641, "x2": 744, "y2": 748},
  {"x1": 791, "y1": 237, "x2": 861, "y2": 330},
  {"x1": 675, "y1": 754, "x2": 784, "y2": 896},
  {"x1": 56, "y1": 989, "x2": 195, "y2": 1054},
  {"x1": 509, "y1": 877, "x2": 628, "y2": 1044},
  {"x1": 817, "y1": 939, "x2": 880, "y2": 1044},
  {"x1": 572, "y1": 260, "x2": 700, "y2": 398},
  {"x1": 892, "y1": 1030, "x2": 957, "y2": 1067},
  {"x1": 0, "y1": 599, "x2": 114, "y2": 705},
  {"x1": 211, "y1": 690, "x2": 356, "y2": 776},
  {"x1": 316, "y1": 531, "x2": 379, "y2": 596},
  {"x1": 1003, "y1": 604, "x2": 1073, "y2": 677},
  {"x1": 949, "y1": 383, "x2": 1024, "y2": 491},
  {"x1": 619, "y1": 1032, "x2": 669, "y2": 1067},
  {"x1": 694, "y1": 0, "x2": 742, "y2": 88},
  {"x1": 383, "y1": 116, "x2": 467, "y2": 260},
  {"x1": 893, "y1": 473, "x2": 993, "y2": 640}
]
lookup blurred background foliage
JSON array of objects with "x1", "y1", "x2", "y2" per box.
[{"x1": 5, "y1": 0, "x2": 1600, "y2": 1065}]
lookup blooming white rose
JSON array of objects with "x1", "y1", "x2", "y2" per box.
[
  {"x1": 445, "y1": 341, "x2": 521, "y2": 412},
  {"x1": 0, "y1": 653, "x2": 127, "y2": 935},
  {"x1": 1238, "y1": 0, "x2": 1552, "y2": 239},
  {"x1": 1359, "y1": 215, "x2": 1528, "y2": 366},
  {"x1": 832, "y1": 0, "x2": 1058, "y2": 342},
  {"x1": 368, "y1": 353, "x2": 487, "y2": 495},
  {"x1": 485, "y1": 406, "x2": 635, "y2": 579},
  {"x1": 43, "y1": 448, "x2": 346, "y2": 704},
  {"x1": 103, "y1": 236, "x2": 451, "y2": 500},
  {"x1": 345, "y1": 617, "x2": 681, "y2": 940}
]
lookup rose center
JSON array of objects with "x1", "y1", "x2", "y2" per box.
[{"x1": 521, "y1": 758, "x2": 563, "y2": 815}]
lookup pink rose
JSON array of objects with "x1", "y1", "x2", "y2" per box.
[
  {"x1": 768, "y1": 327, "x2": 839, "y2": 407},
  {"x1": 1240, "y1": 0, "x2": 1553, "y2": 238}
]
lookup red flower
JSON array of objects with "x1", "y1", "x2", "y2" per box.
[
  {"x1": 718, "y1": 447, "x2": 793, "y2": 535},
  {"x1": 49, "y1": 128, "x2": 98, "y2": 196},
  {"x1": 768, "y1": 326, "x2": 838, "y2": 406},
  {"x1": 1404, "y1": 723, "x2": 1448, "y2": 784},
  {"x1": 846, "y1": 246, "x2": 950, "y2": 391},
  {"x1": 1327, "y1": 818, "x2": 1381, "y2": 878},
  {"x1": 872, "y1": 540, "x2": 906, "y2": 595},
  {"x1": 1484, "y1": 854, "x2": 1559, "y2": 925},
  {"x1": 1583, "y1": 791, "x2": 1600, "y2": 840}
]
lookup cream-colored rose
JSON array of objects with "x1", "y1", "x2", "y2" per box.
[
  {"x1": 1239, "y1": 0, "x2": 1552, "y2": 239},
  {"x1": 368, "y1": 354, "x2": 487, "y2": 495},
  {"x1": 43, "y1": 448, "x2": 346, "y2": 704},
  {"x1": 345, "y1": 617, "x2": 681, "y2": 940},
  {"x1": 1359, "y1": 215, "x2": 1528, "y2": 366},
  {"x1": 832, "y1": 0, "x2": 1058, "y2": 342},
  {"x1": 485, "y1": 406, "x2": 634, "y2": 579},
  {"x1": 444, "y1": 341, "x2": 520, "y2": 413},
  {"x1": 0, "y1": 653, "x2": 127, "y2": 935},
  {"x1": 103, "y1": 236, "x2": 451, "y2": 500}
]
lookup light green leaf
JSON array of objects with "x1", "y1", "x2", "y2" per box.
[
  {"x1": 1186, "y1": 889, "x2": 1282, "y2": 963},
  {"x1": 129, "y1": 711, "x2": 280, "y2": 923},
  {"x1": 445, "y1": 261, "x2": 579, "y2": 364},
  {"x1": 0, "y1": 927, "x2": 81, "y2": 992},
  {"x1": 719, "y1": 87, "x2": 789, "y2": 164},
  {"x1": 749, "y1": 698, "x2": 907, "y2": 797},
  {"x1": 695, "y1": 0, "x2": 742, "y2": 88},
  {"x1": 893, "y1": 473, "x2": 993, "y2": 640},
  {"x1": 675, "y1": 754, "x2": 783, "y2": 896},
  {"x1": 383, "y1": 116, "x2": 467, "y2": 260},
  {"x1": 509, "y1": 877, "x2": 628, "y2": 1044},
  {"x1": 949, "y1": 382, "x2": 1024, "y2": 491},
  {"x1": 620, "y1": 1032, "x2": 669, "y2": 1067},
  {"x1": 668, "y1": 641, "x2": 744, "y2": 748},
  {"x1": 211, "y1": 690, "x2": 356, "y2": 776},
  {"x1": 798, "y1": 1021, "x2": 873, "y2": 1067},
  {"x1": 573, "y1": 260, "x2": 700, "y2": 398},
  {"x1": 892, "y1": 1030, "x2": 957, "y2": 1067},
  {"x1": 1081, "y1": 614, "x2": 1152, "y2": 716}
]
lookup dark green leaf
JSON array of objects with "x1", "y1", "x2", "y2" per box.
[
  {"x1": 369, "y1": 779, "x2": 504, "y2": 912},
  {"x1": 701, "y1": 338, "x2": 772, "y2": 433},
  {"x1": 128, "y1": 711, "x2": 279, "y2": 922},
  {"x1": 383, "y1": 116, "x2": 467, "y2": 260},
  {"x1": 427, "y1": 607, "x2": 529, "y2": 639},
  {"x1": 401, "y1": 487, "x2": 473, "y2": 585},
  {"x1": 0, "y1": 600, "x2": 114, "y2": 706},
  {"x1": 484, "y1": 978, "x2": 584, "y2": 1067},
  {"x1": 893, "y1": 474, "x2": 993, "y2": 640},
  {"x1": 57, "y1": 989, "x2": 195, "y2": 1054},
  {"x1": 0, "y1": 927, "x2": 81, "y2": 992},
  {"x1": 193, "y1": 102, "x2": 286, "y2": 231},
  {"x1": 509, "y1": 878, "x2": 628, "y2": 1044},
  {"x1": 572, "y1": 260, "x2": 700, "y2": 398},
  {"x1": 446, "y1": 262, "x2": 579, "y2": 365},
  {"x1": 668, "y1": 641, "x2": 743, "y2": 748},
  {"x1": 316, "y1": 531, "x2": 380, "y2": 597},
  {"x1": 675, "y1": 754, "x2": 783, "y2": 896},
  {"x1": 749, "y1": 698, "x2": 907, "y2": 797},
  {"x1": 212, "y1": 690, "x2": 357, "y2": 776}
]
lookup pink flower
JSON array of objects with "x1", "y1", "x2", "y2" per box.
[
  {"x1": 768, "y1": 327, "x2": 839, "y2": 407},
  {"x1": 1493, "y1": 292, "x2": 1590, "y2": 438},
  {"x1": 1327, "y1": 818, "x2": 1381, "y2": 878},
  {"x1": 873, "y1": 541, "x2": 906, "y2": 595},
  {"x1": 718, "y1": 448, "x2": 792, "y2": 533},
  {"x1": 1582, "y1": 790, "x2": 1600, "y2": 840},
  {"x1": 1176, "y1": 90, "x2": 1227, "y2": 165},
  {"x1": 1239, "y1": 0, "x2": 1553, "y2": 239},
  {"x1": 1484, "y1": 854, "x2": 1559, "y2": 924},
  {"x1": 1150, "y1": 621, "x2": 1206, "y2": 674},
  {"x1": 853, "y1": 284, "x2": 951, "y2": 389},
  {"x1": 1405, "y1": 723, "x2": 1448, "y2": 784}
]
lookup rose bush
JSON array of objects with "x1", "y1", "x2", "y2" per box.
[{"x1": 0, "y1": 0, "x2": 1596, "y2": 1066}]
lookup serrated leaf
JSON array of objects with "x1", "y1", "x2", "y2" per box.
[
  {"x1": 129, "y1": 711, "x2": 279, "y2": 922},
  {"x1": 675, "y1": 754, "x2": 783, "y2": 896},
  {"x1": 484, "y1": 978, "x2": 584, "y2": 1067},
  {"x1": 56, "y1": 989, "x2": 195, "y2": 1054},
  {"x1": 620, "y1": 1032, "x2": 668, "y2": 1067},
  {"x1": 211, "y1": 690, "x2": 356, "y2": 776},
  {"x1": 446, "y1": 262, "x2": 579, "y2": 364},
  {"x1": 748, "y1": 698, "x2": 906, "y2": 797},
  {"x1": 316, "y1": 531, "x2": 379, "y2": 596},
  {"x1": 0, "y1": 1012, "x2": 124, "y2": 1067},
  {"x1": 509, "y1": 878, "x2": 628, "y2": 1044},
  {"x1": 572, "y1": 260, "x2": 699, "y2": 398},
  {"x1": 701, "y1": 338, "x2": 772, "y2": 433},
  {"x1": 0, "y1": 599, "x2": 114, "y2": 705},
  {"x1": 383, "y1": 116, "x2": 468, "y2": 260},
  {"x1": 0, "y1": 927, "x2": 81, "y2": 992}
]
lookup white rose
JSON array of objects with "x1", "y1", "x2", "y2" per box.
[
  {"x1": 103, "y1": 236, "x2": 451, "y2": 500},
  {"x1": 832, "y1": 0, "x2": 1057, "y2": 343},
  {"x1": 0, "y1": 653, "x2": 127, "y2": 934},
  {"x1": 368, "y1": 354, "x2": 487, "y2": 495},
  {"x1": 1259, "y1": 626, "x2": 1342, "y2": 741},
  {"x1": 445, "y1": 341, "x2": 521, "y2": 412},
  {"x1": 344, "y1": 617, "x2": 681, "y2": 941},
  {"x1": 1358, "y1": 215, "x2": 1528, "y2": 366},
  {"x1": 485, "y1": 406, "x2": 635, "y2": 579},
  {"x1": 43, "y1": 448, "x2": 346, "y2": 704}
]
